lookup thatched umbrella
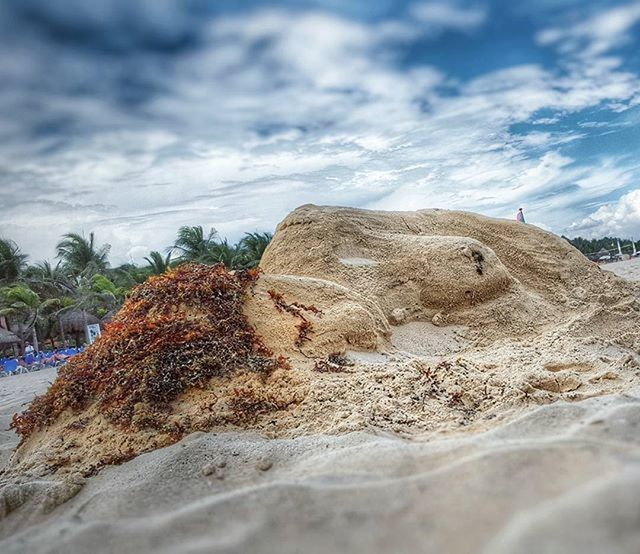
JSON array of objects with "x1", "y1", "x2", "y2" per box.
[
  {"x1": 59, "y1": 310, "x2": 101, "y2": 346},
  {"x1": 0, "y1": 328, "x2": 20, "y2": 345},
  {"x1": 101, "y1": 310, "x2": 116, "y2": 324},
  {"x1": 0, "y1": 328, "x2": 20, "y2": 356},
  {"x1": 8, "y1": 321, "x2": 28, "y2": 339}
]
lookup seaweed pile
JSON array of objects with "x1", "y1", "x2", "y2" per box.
[{"x1": 12, "y1": 264, "x2": 285, "y2": 439}]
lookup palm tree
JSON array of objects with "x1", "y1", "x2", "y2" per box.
[
  {"x1": 23, "y1": 261, "x2": 74, "y2": 347},
  {"x1": 0, "y1": 238, "x2": 27, "y2": 283},
  {"x1": 207, "y1": 240, "x2": 244, "y2": 268},
  {"x1": 239, "y1": 232, "x2": 273, "y2": 268},
  {"x1": 0, "y1": 284, "x2": 59, "y2": 351},
  {"x1": 56, "y1": 232, "x2": 111, "y2": 278},
  {"x1": 55, "y1": 273, "x2": 121, "y2": 345},
  {"x1": 144, "y1": 251, "x2": 172, "y2": 275},
  {"x1": 108, "y1": 264, "x2": 145, "y2": 288},
  {"x1": 30, "y1": 260, "x2": 64, "y2": 281},
  {"x1": 170, "y1": 226, "x2": 218, "y2": 263},
  {"x1": 25, "y1": 260, "x2": 70, "y2": 293}
]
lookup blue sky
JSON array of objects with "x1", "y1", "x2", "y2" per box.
[{"x1": 2, "y1": 0, "x2": 640, "y2": 263}]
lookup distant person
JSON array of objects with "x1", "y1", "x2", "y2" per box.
[
  {"x1": 24, "y1": 342, "x2": 34, "y2": 356},
  {"x1": 516, "y1": 208, "x2": 526, "y2": 223},
  {"x1": 42, "y1": 350, "x2": 70, "y2": 366}
]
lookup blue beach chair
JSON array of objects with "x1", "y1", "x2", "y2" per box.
[{"x1": 2, "y1": 359, "x2": 19, "y2": 375}]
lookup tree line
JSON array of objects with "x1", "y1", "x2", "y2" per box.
[
  {"x1": 0, "y1": 227, "x2": 272, "y2": 352},
  {"x1": 566, "y1": 236, "x2": 640, "y2": 257}
]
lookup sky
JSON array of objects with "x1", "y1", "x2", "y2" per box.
[{"x1": 2, "y1": 0, "x2": 640, "y2": 264}]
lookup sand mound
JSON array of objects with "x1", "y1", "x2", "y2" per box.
[
  {"x1": 264, "y1": 212, "x2": 517, "y2": 317},
  {"x1": 263, "y1": 204, "x2": 603, "y2": 297},
  {"x1": 5, "y1": 205, "x2": 640, "y2": 478}
]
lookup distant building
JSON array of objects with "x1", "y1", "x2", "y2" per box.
[{"x1": 596, "y1": 248, "x2": 612, "y2": 262}]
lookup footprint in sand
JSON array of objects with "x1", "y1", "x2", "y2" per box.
[
  {"x1": 543, "y1": 362, "x2": 594, "y2": 373},
  {"x1": 528, "y1": 371, "x2": 583, "y2": 393}
]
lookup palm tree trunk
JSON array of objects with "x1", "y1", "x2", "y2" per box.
[
  {"x1": 58, "y1": 315, "x2": 66, "y2": 346},
  {"x1": 83, "y1": 310, "x2": 89, "y2": 344},
  {"x1": 26, "y1": 308, "x2": 39, "y2": 352}
]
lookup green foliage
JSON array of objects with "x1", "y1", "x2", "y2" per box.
[
  {"x1": 108, "y1": 264, "x2": 149, "y2": 289},
  {"x1": 0, "y1": 238, "x2": 27, "y2": 283},
  {"x1": 62, "y1": 273, "x2": 118, "y2": 317},
  {"x1": 92, "y1": 274, "x2": 124, "y2": 298},
  {"x1": 171, "y1": 226, "x2": 218, "y2": 263},
  {"x1": 567, "y1": 236, "x2": 639, "y2": 257},
  {"x1": 206, "y1": 239, "x2": 245, "y2": 268},
  {"x1": 56, "y1": 232, "x2": 111, "y2": 277},
  {"x1": 0, "y1": 284, "x2": 59, "y2": 343},
  {"x1": 24, "y1": 260, "x2": 73, "y2": 298},
  {"x1": 0, "y1": 284, "x2": 40, "y2": 313},
  {"x1": 0, "y1": 224, "x2": 273, "y2": 346},
  {"x1": 239, "y1": 232, "x2": 273, "y2": 268},
  {"x1": 169, "y1": 227, "x2": 271, "y2": 269},
  {"x1": 144, "y1": 251, "x2": 172, "y2": 275},
  {"x1": 27, "y1": 260, "x2": 66, "y2": 282}
]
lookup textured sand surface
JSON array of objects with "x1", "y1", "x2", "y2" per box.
[
  {"x1": 1, "y1": 373, "x2": 640, "y2": 553},
  {"x1": 0, "y1": 369, "x2": 57, "y2": 470},
  {"x1": 3, "y1": 206, "x2": 640, "y2": 553},
  {"x1": 605, "y1": 257, "x2": 640, "y2": 281}
]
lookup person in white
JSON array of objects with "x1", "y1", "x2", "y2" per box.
[{"x1": 24, "y1": 342, "x2": 35, "y2": 356}]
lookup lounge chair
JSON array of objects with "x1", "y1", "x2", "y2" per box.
[{"x1": 2, "y1": 359, "x2": 20, "y2": 375}]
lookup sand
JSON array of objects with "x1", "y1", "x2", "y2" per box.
[
  {"x1": 1, "y1": 373, "x2": 640, "y2": 553},
  {"x1": 3, "y1": 205, "x2": 640, "y2": 553},
  {"x1": 0, "y1": 369, "x2": 57, "y2": 471},
  {"x1": 605, "y1": 257, "x2": 640, "y2": 281}
]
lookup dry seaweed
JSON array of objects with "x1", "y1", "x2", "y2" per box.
[
  {"x1": 227, "y1": 387, "x2": 293, "y2": 424},
  {"x1": 12, "y1": 264, "x2": 286, "y2": 438},
  {"x1": 267, "y1": 289, "x2": 322, "y2": 349},
  {"x1": 313, "y1": 353, "x2": 354, "y2": 373}
]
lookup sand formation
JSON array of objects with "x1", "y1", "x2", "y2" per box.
[{"x1": 6, "y1": 205, "x2": 640, "y2": 477}]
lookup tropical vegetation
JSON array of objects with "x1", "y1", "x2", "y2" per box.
[
  {"x1": 0, "y1": 227, "x2": 272, "y2": 353},
  {"x1": 566, "y1": 236, "x2": 640, "y2": 258}
]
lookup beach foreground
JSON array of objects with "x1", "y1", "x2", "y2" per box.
[
  {"x1": 1, "y1": 371, "x2": 639, "y2": 553},
  {"x1": 3, "y1": 206, "x2": 640, "y2": 553}
]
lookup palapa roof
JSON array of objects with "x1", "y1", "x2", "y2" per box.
[
  {"x1": 0, "y1": 327, "x2": 20, "y2": 345},
  {"x1": 101, "y1": 310, "x2": 116, "y2": 324},
  {"x1": 59, "y1": 310, "x2": 101, "y2": 332}
]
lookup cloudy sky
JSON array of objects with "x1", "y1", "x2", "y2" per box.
[{"x1": 2, "y1": 0, "x2": 640, "y2": 264}]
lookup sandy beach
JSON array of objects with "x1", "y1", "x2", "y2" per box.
[
  {"x1": 0, "y1": 369, "x2": 57, "y2": 472},
  {"x1": 1, "y1": 370, "x2": 639, "y2": 553},
  {"x1": 604, "y1": 257, "x2": 640, "y2": 281},
  {"x1": 3, "y1": 206, "x2": 640, "y2": 553}
]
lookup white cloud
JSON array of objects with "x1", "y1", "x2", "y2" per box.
[
  {"x1": 537, "y1": 2, "x2": 640, "y2": 56},
  {"x1": 410, "y1": 2, "x2": 488, "y2": 32},
  {"x1": 568, "y1": 189, "x2": 640, "y2": 238}
]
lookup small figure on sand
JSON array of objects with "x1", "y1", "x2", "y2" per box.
[{"x1": 516, "y1": 207, "x2": 525, "y2": 223}]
